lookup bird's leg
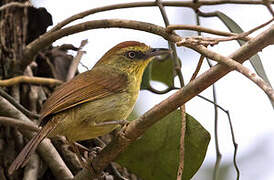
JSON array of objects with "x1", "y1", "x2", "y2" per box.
[{"x1": 94, "y1": 120, "x2": 129, "y2": 126}]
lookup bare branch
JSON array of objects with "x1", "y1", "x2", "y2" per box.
[
  {"x1": 201, "y1": 17, "x2": 273, "y2": 44},
  {"x1": 0, "y1": 116, "x2": 39, "y2": 132},
  {"x1": 167, "y1": 25, "x2": 250, "y2": 41},
  {"x1": 0, "y1": 76, "x2": 62, "y2": 87},
  {"x1": 22, "y1": 19, "x2": 181, "y2": 70},
  {"x1": 156, "y1": 0, "x2": 185, "y2": 87},
  {"x1": 66, "y1": 39, "x2": 88, "y2": 81},
  {"x1": 49, "y1": 1, "x2": 274, "y2": 32},
  {"x1": 177, "y1": 39, "x2": 274, "y2": 102},
  {"x1": 190, "y1": 55, "x2": 205, "y2": 81}
]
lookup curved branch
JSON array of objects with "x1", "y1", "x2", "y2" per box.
[
  {"x1": 74, "y1": 18, "x2": 274, "y2": 180},
  {"x1": 22, "y1": 19, "x2": 181, "y2": 70},
  {"x1": 50, "y1": 1, "x2": 274, "y2": 32}
]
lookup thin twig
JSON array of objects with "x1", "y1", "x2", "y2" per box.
[
  {"x1": 175, "y1": 17, "x2": 273, "y2": 46},
  {"x1": 0, "y1": 76, "x2": 62, "y2": 87},
  {"x1": 79, "y1": 62, "x2": 90, "y2": 71},
  {"x1": 177, "y1": 104, "x2": 186, "y2": 180},
  {"x1": 212, "y1": 17, "x2": 274, "y2": 43},
  {"x1": 226, "y1": 110, "x2": 240, "y2": 180},
  {"x1": 155, "y1": 0, "x2": 185, "y2": 87},
  {"x1": 0, "y1": 89, "x2": 40, "y2": 119},
  {"x1": 207, "y1": 61, "x2": 222, "y2": 180},
  {"x1": 190, "y1": 55, "x2": 205, "y2": 81},
  {"x1": 166, "y1": 25, "x2": 250, "y2": 41},
  {"x1": 177, "y1": 39, "x2": 274, "y2": 102},
  {"x1": 197, "y1": 94, "x2": 240, "y2": 180}
]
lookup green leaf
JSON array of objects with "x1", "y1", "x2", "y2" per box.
[
  {"x1": 216, "y1": 11, "x2": 274, "y2": 107},
  {"x1": 151, "y1": 54, "x2": 175, "y2": 87},
  {"x1": 117, "y1": 110, "x2": 211, "y2": 180},
  {"x1": 141, "y1": 55, "x2": 175, "y2": 90}
]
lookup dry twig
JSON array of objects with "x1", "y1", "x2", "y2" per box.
[
  {"x1": 0, "y1": 76, "x2": 62, "y2": 87},
  {"x1": 177, "y1": 40, "x2": 274, "y2": 102},
  {"x1": 66, "y1": 39, "x2": 88, "y2": 81},
  {"x1": 167, "y1": 25, "x2": 251, "y2": 41}
]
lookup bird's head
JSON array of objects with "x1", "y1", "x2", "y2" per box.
[{"x1": 95, "y1": 41, "x2": 171, "y2": 77}]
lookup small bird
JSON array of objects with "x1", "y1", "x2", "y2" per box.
[{"x1": 8, "y1": 41, "x2": 170, "y2": 174}]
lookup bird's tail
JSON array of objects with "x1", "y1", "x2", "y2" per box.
[{"x1": 8, "y1": 120, "x2": 57, "y2": 174}]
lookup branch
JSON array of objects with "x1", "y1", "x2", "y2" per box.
[
  {"x1": 177, "y1": 37, "x2": 274, "y2": 102},
  {"x1": 167, "y1": 24, "x2": 250, "y2": 41},
  {"x1": 66, "y1": 39, "x2": 88, "y2": 81},
  {"x1": 22, "y1": 19, "x2": 181, "y2": 70},
  {"x1": 190, "y1": 55, "x2": 205, "y2": 81},
  {"x1": 49, "y1": 1, "x2": 274, "y2": 32},
  {"x1": 183, "y1": 18, "x2": 273, "y2": 45},
  {"x1": 0, "y1": 76, "x2": 62, "y2": 87},
  {"x1": 0, "y1": 116, "x2": 39, "y2": 132},
  {"x1": 74, "y1": 18, "x2": 274, "y2": 180}
]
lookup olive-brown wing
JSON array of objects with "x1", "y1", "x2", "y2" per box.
[{"x1": 39, "y1": 67, "x2": 128, "y2": 124}]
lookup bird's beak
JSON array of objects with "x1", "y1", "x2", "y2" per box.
[{"x1": 146, "y1": 48, "x2": 172, "y2": 58}]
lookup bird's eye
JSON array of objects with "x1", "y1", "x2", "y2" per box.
[{"x1": 127, "y1": 51, "x2": 136, "y2": 59}]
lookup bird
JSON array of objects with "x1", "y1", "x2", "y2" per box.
[{"x1": 8, "y1": 41, "x2": 170, "y2": 174}]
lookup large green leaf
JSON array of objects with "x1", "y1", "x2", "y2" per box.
[
  {"x1": 216, "y1": 11, "x2": 274, "y2": 107},
  {"x1": 117, "y1": 110, "x2": 211, "y2": 180}
]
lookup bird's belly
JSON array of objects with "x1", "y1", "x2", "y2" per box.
[{"x1": 49, "y1": 91, "x2": 137, "y2": 142}]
